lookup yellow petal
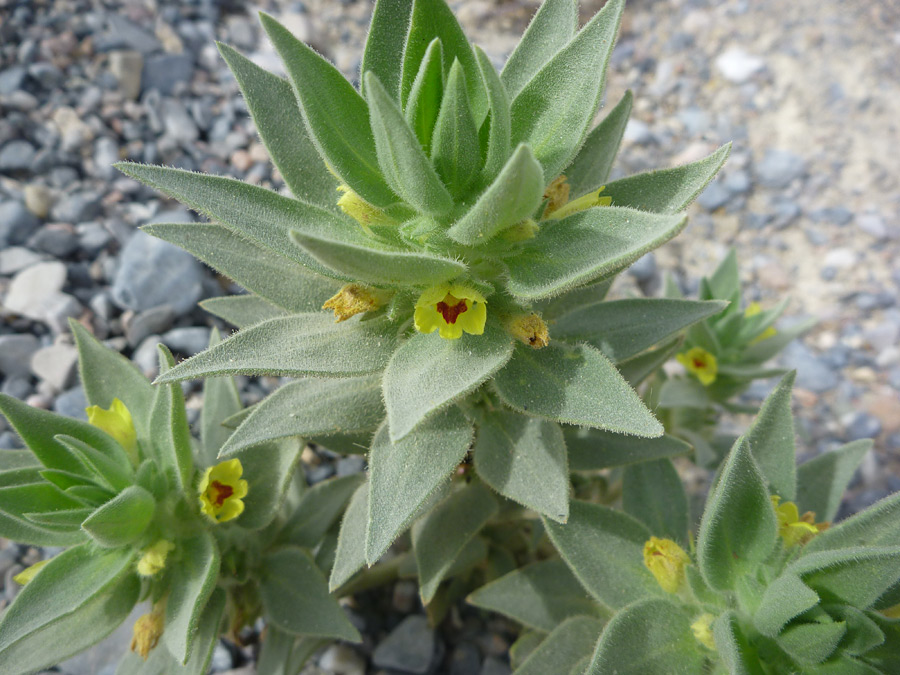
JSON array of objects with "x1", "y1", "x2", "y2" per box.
[
  {"x1": 13, "y1": 559, "x2": 48, "y2": 585},
  {"x1": 643, "y1": 536, "x2": 690, "y2": 594},
  {"x1": 456, "y1": 301, "x2": 487, "y2": 336},
  {"x1": 438, "y1": 321, "x2": 464, "y2": 340},
  {"x1": 414, "y1": 305, "x2": 441, "y2": 334}
]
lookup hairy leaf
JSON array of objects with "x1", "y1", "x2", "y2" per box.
[
  {"x1": 797, "y1": 439, "x2": 872, "y2": 523},
  {"x1": 566, "y1": 90, "x2": 632, "y2": 198}
]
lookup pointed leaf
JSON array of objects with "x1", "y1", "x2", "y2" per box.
[
  {"x1": 623, "y1": 459, "x2": 689, "y2": 544},
  {"x1": 493, "y1": 343, "x2": 663, "y2": 437},
  {"x1": 713, "y1": 611, "x2": 766, "y2": 675},
  {"x1": 797, "y1": 439, "x2": 872, "y2": 523},
  {"x1": 505, "y1": 207, "x2": 688, "y2": 300},
  {"x1": 165, "y1": 532, "x2": 220, "y2": 664},
  {"x1": 510, "y1": 0, "x2": 624, "y2": 180},
  {"x1": 743, "y1": 317, "x2": 816, "y2": 364},
  {"x1": 777, "y1": 620, "x2": 846, "y2": 665},
  {"x1": 218, "y1": 43, "x2": 336, "y2": 209},
  {"x1": 744, "y1": 372, "x2": 798, "y2": 500},
  {"x1": 55, "y1": 434, "x2": 133, "y2": 492},
  {"x1": 366, "y1": 407, "x2": 473, "y2": 564},
  {"x1": 221, "y1": 377, "x2": 384, "y2": 456},
  {"x1": 383, "y1": 321, "x2": 513, "y2": 441},
  {"x1": 82, "y1": 485, "x2": 155, "y2": 548},
  {"x1": 404, "y1": 38, "x2": 443, "y2": 154},
  {"x1": 260, "y1": 13, "x2": 395, "y2": 206},
  {"x1": 753, "y1": 573, "x2": 820, "y2": 637},
  {"x1": 366, "y1": 72, "x2": 454, "y2": 217},
  {"x1": 788, "y1": 546, "x2": 900, "y2": 609},
  {"x1": 154, "y1": 314, "x2": 398, "y2": 382},
  {"x1": 544, "y1": 500, "x2": 663, "y2": 608},
  {"x1": 473, "y1": 411, "x2": 569, "y2": 522},
  {"x1": 447, "y1": 143, "x2": 544, "y2": 244},
  {"x1": 517, "y1": 616, "x2": 603, "y2": 675},
  {"x1": 149, "y1": 347, "x2": 194, "y2": 490},
  {"x1": 696, "y1": 437, "x2": 778, "y2": 591},
  {"x1": 280, "y1": 474, "x2": 364, "y2": 548},
  {"x1": 474, "y1": 46, "x2": 511, "y2": 181},
  {"x1": 565, "y1": 428, "x2": 691, "y2": 471},
  {"x1": 200, "y1": 295, "x2": 288, "y2": 328},
  {"x1": 200, "y1": 331, "x2": 242, "y2": 465},
  {"x1": 229, "y1": 438, "x2": 301, "y2": 530},
  {"x1": 708, "y1": 248, "x2": 740, "y2": 301},
  {"x1": 603, "y1": 143, "x2": 731, "y2": 213},
  {"x1": 566, "y1": 90, "x2": 632, "y2": 197},
  {"x1": 361, "y1": 0, "x2": 414, "y2": 100},
  {"x1": 329, "y1": 482, "x2": 369, "y2": 590},
  {"x1": 431, "y1": 60, "x2": 480, "y2": 196},
  {"x1": 618, "y1": 337, "x2": 684, "y2": 387}
]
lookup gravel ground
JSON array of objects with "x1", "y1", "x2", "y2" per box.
[{"x1": 0, "y1": 0, "x2": 898, "y2": 673}]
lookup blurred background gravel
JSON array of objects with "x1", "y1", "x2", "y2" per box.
[{"x1": 0, "y1": 0, "x2": 898, "y2": 673}]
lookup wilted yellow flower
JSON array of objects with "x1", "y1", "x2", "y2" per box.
[
  {"x1": 13, "y1": 559, "x2": 48, "y2": 585},
  {"x1": 137, "y1": 540, "x2": 175, "y2": 577},
  {"x1": 86, "y1": 398, "x2": 137, "y2": 463},
  {"x1": 643, "y1": 536, "x2": 691, "y2": 593},
  {"x1": 745, "y1": 302, "x2": 777, "y2": 344},
  {"x1": 771, "y1": 496, "x2": 822, "y2": 546},
  {"x1": 506, "y1": 313, "x2": 549, "y2": 349},
  {"x1": 414, "y1": 283, "x2": 487, "y2": 340},
  {"x1": 544, "y1": 185, "x2": 612, "y2": 220},
  {"x1": 323, "y1": 284, "x2": 385, "y2": 322},
  {"x1": 676, "y1": 347, "x2": 718, "y2": 386},
  {"x1": 336, "y1": 184, "x2": 394, "y2": 231},
  {"x1": 542, "y1": 175, "x2": 570, "y2": 217},
  {"x1": 130, "y1": 601, "x2": 165, "y2": 660},
  {"x1": 691, "y1": 613, "x2": 716, "y2": 650},
  {"x1": 198, "y1": 458, "x2": 248, "y2": 523}
]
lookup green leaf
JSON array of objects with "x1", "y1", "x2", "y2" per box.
[
  {"x1": 696, "y1": 437, "x2": 777, "y2": 591},
  {"x1": 587, "y1": 597, "x2": 706, "y2": 675},
  {"x1": 500, "y1": 0, "x2": 577, "y2": 100},
  {"x1": 361, "y1": 0, "x2": 414, "y2": 100},
  {"x1": 0, "y1": 546, "x2": 138, "y2": 673},
  {"x1": 618, "y1": 337, "x2": 683, "y2": 387},
  {"x1": 256, "y1": 629, "x2": 326, "y2": 675},
  {"x1": 280, "y1": 474, "x2": 364, "y2": 548},
  {"x1": 289, "y1": 228, "x2": 465, "y2": 287},
  {"x1": 544, "y1": 500, "x2": 662, "y2": 609},
  {"x1": 565, "y1": 428, "x2": 691, "y2": 471},
  {"x1": 803, "y1": 491, "x2": 900, "y2": 555},
  {"x1": 221, "y1": 377, "x2": 384, "y2": 456},
  {"x1": 474, "y1": 46, "x2": 511, "y2": 181},
  {"x1": 805, "y1": 655, "x2": 883, "y2": 675},
  {"x1": 149, "y1": 346, "x2": 194, "y2": 490},
  {"x1": 329, "y1": 481, "x2": 369, "y2": 590},
  {"x1": 656, "y1": 376, "x2": 710, "y2": 409},
  {"x1": 217, "y1": 43, "x2": 336, "y2": 209},
  {"x1": 165, "y1": 532, "x2": 220, "y2": 664},
  {"x1": 430, "y1": 59, "x2": 480, "y2": 197},
  {"x1": 505, "y1": 207, "x2": 688, "y2": 300},
  {"x1": 24, "y1": 507, "x2": 92, "y2": 529},
  {"x1": 510, "y1": 0, "x2": 624, "y2": 180},
  {"x1": 0, "y1": 502, "x2": 86, "y2": 547},
  {"x1": 199, "y1": 334, "x2": 242, "y2": 466},
  {"x1": 366, "y1": 407, "x2": 473, "y2": 564},
  {"x1": 713, "y1": 611, "x2": 766, "y2": 675},
  {"x1": 144, "y1": 222, "x2": 340, "y2": 313},
  {"x1": 154, "y1": 314, "x2": 398, "y2": 382},
  {"x1": 777, "y1": 620, "x2": 847, "y2": 665},
  {"x1": 404, "y1": 38, "x2": 443, "y2": 155},
  {"x1": 260, "y1": 13, "x2": 395, "y2": 206},
  {"x1": 467, "y1": 559, "x2": 603, "y2": 632},
  {"x1": 603, "y1": 143, "x2": 731, "y2": 213},
  {"x1": 447, "y1": 143, "x2": 545, "y2": 245},
  {"x1": 82, "y1": 485, "x2": 155, "y2": 547},
  {"x1": 115, "y1": 162, "x2": 376, "y2": 281},
  {"x1": 229, "y1": 438, "x2": 301, "y2": 530},
  {"x1": 788, "y1": 546, "x2": 900, "y2": 609},
  {"x1": 400, "y1": 0, "x2": 487, "y2": 122},
  {"x1": 744, "y1": 371, "x2": 797, "y2": 500},
  {"x1": 383, "y1": 322, "x2": 513, "y2": 441},
  {"x1": 708, "y1": 248, "x2": 740, "y2": 301},
  {"x1": 535, "y1": 278, "x2": 614, "y2": 321},
  {"x1": 516, "y1": 616, "x2": 604, "y2": 675},
  {"x1": 742, "y1": 317, "x2": 816, "y2": 364},
  {"x1": 623, "y1": 459, "x2": 689, "y2": 544},
  {"x1": 566, "y1": 90, "x2": 632, "y2": 197},
  {"x1": 260, "y1": 547, "x2": 360, "y2": 641},
  {"x1": 55, "y1": 434, "x2": 133, "y2": 492},
  {"x1": 200, "y1": 295, "x2": 288, "y2": 328},
  {"x1": 493, "y1": 343, "x2": 663, "y2": 437},
  {"x1": 797, "y1": 439, "x2": 872, "y2": 522},
  {"x1": 753, "y1": 573, "x2": 821, "y2": 637},
  {"x1": 473, "y1": 411, "x2": 569, "y2": 523},
  {"x1": 0, "y1": 450, "x2": 39, "y2": 472},
  {"x1": 413, "y1": 481, "x2": 498, "y2": 603},
  {"x1": 0, "y1": 393, "x2": 130, "y2": 477},
  {"x1": 511, "y1": 631, "x2": 546, "y2": 671},
  {"x1": 823, "y1": 604, "x2": 884, "y2": 656},
  {"x1": 70, "y1": 320, "x2": 155, "y2": 440},
  {"x1": 552, "y1": 299, "x2": 728, "y2": 363},
  {"x1": 366, "y1": 72, "x2": 454, "y2": 217}
]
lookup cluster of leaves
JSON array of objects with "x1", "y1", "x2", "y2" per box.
[
  {"x1": 0, "y1": 323, "x2": 360, "y2": 674},
  {"x1": 471, "y1": 373, "x2": 900, "y2": 674}
]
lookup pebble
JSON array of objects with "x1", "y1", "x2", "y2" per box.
[
  {"x1": 449, "y1": 644, "x2": 482, "y2": 675},
  {"x1": 0, "y1": 247, "x2": 45, "y2": 275},
  {"x1": 133, "y1": 334, "x2": 163, "y2": 377},
  {"x1": 856, "y1": 213, "x2": 889, "y2": 241},
  {"x1": 0, "y1": 201, "x2": 41, "y2": 247},
  {"x1": 0, "y1": 334, "x2": 39, "y2": 378},
  {"x1": 846, "y1": 412, "x2": 883, "y2": 441},
  {"x1": 54, "y1": 386, "x2": 88, "y2": 420},
  {"x1": 162, "y1": 99, "x2": 200, "y2": 145},
  {"x1": 0, "y1": 66, "x2": 26, "y2": 95},
  {"x1": 715, "y1": 47, "x2": 765, "y2": 83},
  {"x1": 92, "y1": 137, "x2": 121, "y2": 181},
  {"x1": 780, "y1": 342, "x2": 839, "y2": 394},
  {"x1": 161, "y1": 326, "x2": 211, "y2": 355},
  {"x1": 372, "y1": 615, "x2": 437, "y2": 675},
  {"x1": 142, "y1": 53, "x2": 193, "y2": 95},
  {"x1": 107, "y1": 50, "x2": 144, "y2": 101},
  {"x1": 1, "y1": 376, "x2": 33, "y2": 400},
  {"x1": 29, "y1": 224, "x2": 79, "y2": 258},
  {"x1": 319, "y1": 644, "x2": 366, "y2": 675},
  {"x1": 30, "y1": 342, "x2": 79, "y2": 391},
  {"x1": 125, "y1": 305, "x2": 175, "y2": 347},
  {"x1": 336, "y1": 455, "x2": 366, "y2": 477},
  {"x1": 23, "y1": 184, "x2": 53, "y2": 219},
  {"x1": 50, "y1": 193, "x2": 103, "y2": 224},
  {"x1": 2, "y1": 261, "x2": 67, "y2": 321},
  {"x1": 480, "y1": 657, "x2": 512, "y2": 675},
  {"x1": 622, "y1": 119, "x2": 654, "y2": 145},
  {"x1": 0, "y1": 140, "x2": 36, "y2": 174},
  {"x1": 696, "y1": 180, "x2": 731, "y2": 211},
  {"x1": 755, "y1": 149, "x2": 806, "y2": 188}
]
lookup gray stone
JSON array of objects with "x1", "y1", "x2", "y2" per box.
[
  {"x1": 780, "y1": 342, "x2": 839, "y2": 394},
  {"x1": 54, "y1": 386, "x2": 88, "y2": 420},
  {"x1": 23, "y1": 184, "x2": 53, "y2": 218},
  {"x1": 697, "y1": 180, "x2": 731, "y2": 211},
  {"x1": 0, "y1": 140, "x2": 36, "y2": 173},
  {"x1": 1, "y1": 376, "x2": 33, "y2": 400},
  {"x1": 50, "y1": 192, "x2": 102, "y2": 224},
  {"x1": 318, "y1": 644, "x2": 365, "y2": 675},
  {"x1": 111, "y1": 230, "x2": 205, "y2": 316},
  {"x1": 755, "y1": 149, "x2": 806, "y2": 188},
  {"x1": 846, "y1": 413, "x2": 882, "y2": 442},
  {"x1": 856, "y1": 213, "x2": 889, "y2": 240},
  {"x1": 29, "y1": 224, "x2": 79, "y2": 258},
  {"x1": 161, "y1": 326, "x2": 210, "y2": 355},
  {"x1": 27, "y1": 62, "x2": 62, "y2": 89},
  {"x1": 0, "y1": 201, "x2": 40, "y2": 246},
  {"x1": 107, "y1": 50, "x2": 143, "y2": 101},
  {"x1": 95, "y1": 15, "x2": 162, "y2": 55},
  {"x1": 481, "y1": 657, "x2": 512, "y2": 675},
  {"x1": 627, "y1": 252, "x2": 657, "y2": 282},
  {"x1": 92, "y1": 137, "x2": 120, "y2": 180},
  {"x1": 0, "y1": 334, "x2": 39, "y2": 378},
  {"x1": 372, "y1": 615, "x2": 437, "y2": 674},
  {"x1": 142, "y1": 53, "x2": 193, "y2": 95},
  {"x1": 2, "y1": 261, "x2": 68, "y2": 321},
  {"x1": 307, "y1": 464, "x2": 335, "y2": 484},
  {"x1": 723, "y1": 170, "x2": 751, "y2": 195},
  {"x1": 623, "y1": 119, "x2": 654, "y2": 145},
  {"x1": 449, "y1": 644, "x2": 481, "y2": 675},
  {"x1": 162, "y1": 99, "x2": 199, "y2": 145},
  {"x1": 77, "y1": 223, "x2": 113, "y2": 255},
  {"x1": 133, "y1": 335, "x2": 163, "y2": 377},
  {"x1": 809, "y1": 206, "x2": 853, "y2": 226},
  {"x1": 0, "y1": 432, "x2": 20, "y2": 450},
  {"x1": 715, "y1": 47, "x2": 765, "y2": 83},
  {"x1": 0, "y1": 66, "x2": 26, "y2": 95},
  {"x1": 209, "y1": 643, "x2": 233, "y2": 672},
  {"x1": 771, "y1": 199, "x2": 801, "y2": 230},
  {"x1": 41, "y1": 292, "x2": 83, "y2": 334},
  {"x1": 336, "y1": 455, "x2": 366, "y2": 477},
  {"x1": 126, "y1": 305, "x2": 175, "y2": 347},
  {"x1": 30, "y1": 343, "x2": 79, "y2": 391}
]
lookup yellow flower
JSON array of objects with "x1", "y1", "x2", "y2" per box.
[
  {"x1": 323, "y1": 284, "x2": 386, "y2": 322},
  {"x1": 137, "y1": 540, "x2": 175, "y2": 577},
  {"x1": 506, "y1": 313, "x2": 550, "y2": 349},
  {"x1": 771, "y1": 496, "x2": 823, "y2": 546},
  {"x1": 691, "y1": 613, "x2": 717, "y2": 650},
  {"x1": 542, "y1": 175, "x2": 571, "y2": 217},
  {"x1": 676, "y1": 347, "x2": 718, "y2": 386},
  {"x1": 544, "y1": 186, "x2": 612, "y2": 220},
  {"x1": 198, "y1": 458, "x2": 248, "y2": 523},
  {"x1": 13, "y1": 559, "x2": 48, "y2": 585},
  {"x1": 86, "y1": 398, "x2": 138, "y2": 464},
  {"x1": 414, "y1": 283, "x2": 487, "y2": 340},
  {"x1": 643, "y1": 536, "x2": 691, "y2": 594},
  {"x1": 130, "y1": 601, "x2": 165, "y2": 660},
  {"x1": 745, "y1": 302, "x2": 777, "y2": 344}
]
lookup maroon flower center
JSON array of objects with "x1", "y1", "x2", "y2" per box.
[
  {"x1": 692, "y1": 358, "x2": 706, "y2": 369},
  {"x1": 210, "y1": 480, "x2": 233, "y2": 507},
  {"x1": 436, "y1": 294, "x2": 469, "y2": 324}
]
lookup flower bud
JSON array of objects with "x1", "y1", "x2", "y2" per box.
[
  {"x1": 130, "y1": 602, "x2": 166, "y2": 660},
  {"x1": 506, "y1": 313, "x2": 550, "y2": 349},
  {"x1": 691, "y1": 613, "x2": 716, "y2": 650},
  {"x1": 643, "y1": 536, "x2": 690, "y2": 593},
  {"x1": 137, "y1": 540, "x2": 175, "y2": 577},
  {"x1": 323, "y1": 284, "x2": 386, "y2": 322}
]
